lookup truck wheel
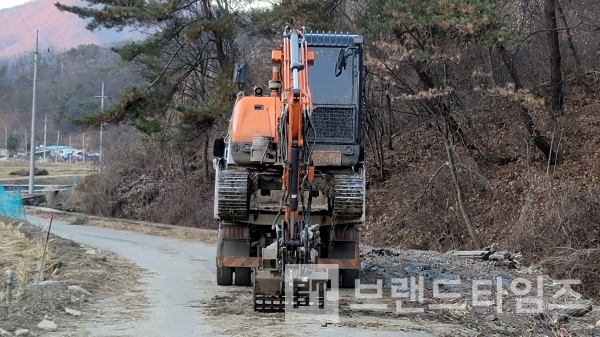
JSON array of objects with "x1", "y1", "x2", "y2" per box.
[
  {"x1": 217, "y1": 267, "x2": 233, "y2": 285},
  {"x1": 234, "y1": 267, "x2": 252, "y2": 286},
  {"x1": 341, "y1": 269, "x2": 359, "y2": 288}
]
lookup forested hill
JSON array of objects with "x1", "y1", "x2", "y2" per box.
[
  {"x1": 0, "y1": 44, "x2": 142, "y2": 146},
  {"x1": 0, "y1": 0, "x2": 139, "y2": 58}
]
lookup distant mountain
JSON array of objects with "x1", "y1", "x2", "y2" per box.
[{"x1": 0, "y1": 0, "x2": 140, "y2": 59}]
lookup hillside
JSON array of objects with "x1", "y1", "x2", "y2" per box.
[
  {"x1": 361, "y1": 78, "x2": 600, "y2": 299},
  {"x1": 0, "y1": 0, "x2": 139, "y2": 58}
]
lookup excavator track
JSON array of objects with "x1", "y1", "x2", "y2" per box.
[
  {"x1": 216, "y1": 171, "x2": 248, "y2": 220},
  {"x1": 333, "y1": 173, "x2": 364, "y2": 220}
]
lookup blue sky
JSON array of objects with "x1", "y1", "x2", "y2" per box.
[{"x1": 0, "y1": 0, "x2": 35, "y2": 10}]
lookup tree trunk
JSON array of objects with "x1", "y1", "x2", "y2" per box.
[
  {"x1": 441, "y1": 118, "x2": 482, "y2": 250},
  {"x1": 485, "y1": 46, "x2": 497, "y2": 88},
  {"x1": 557, "y1": 1, "x2": 583, "y2": 75},
  {"x1": 392, "y1": 29, "x2": 477, "y2": 153},
  {"x1": 545, "y1": 0, "x2": 563, "y2": 113},
  {"x1": 496, "y1": 43, "x2": 561, "y2": 164},
  {"x1": 201, "y1": 133, "x2": 209, "y2": 182},
  {"x1": 411, "y1": 61, "x2": 477, "y2": 152},
  {"x1": 364, "y1": 106, "x2": 386, "y2": 181},
  {"x1": 496, "y1": 44, "x2": 523, "y2": 90},
  {"x1": 385, "y1": 91, "x2": 393, "y2": 150},
  {"x1": 202, "y1": 0, "x2": 228, "y2": 68}
]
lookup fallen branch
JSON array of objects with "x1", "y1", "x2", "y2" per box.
[{"x1": 539, "y1": 301, "x2": 593, "y2": 326}]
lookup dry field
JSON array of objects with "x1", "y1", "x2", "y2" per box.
[{"x1": 0, "y1": 159, "x2": 94, "y2": 181}]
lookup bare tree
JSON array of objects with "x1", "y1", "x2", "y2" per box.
[
  {"x1": 440, "y1": 118, "x2": 482, "y2": 250},
  {"x1": 496, "y1": 43, "x2": 561, "y2": 164},
  {"x1": 545, "y1": 0, "x2": 564, "y2": 112}
]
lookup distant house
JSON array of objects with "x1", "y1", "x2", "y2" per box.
[
  {"x1": 43, "y1": 146, "x2": 76, "y2": 160},
  {"x1": 34, "y1": 147, "x2": 52, "y2": 159},
  {"x1": 0, "y1": 148, "x2": 7, "y2": 157}
]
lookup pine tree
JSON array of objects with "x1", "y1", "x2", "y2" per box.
[
  {"x1": 55, "y1": 0, "x2": 240, "y2": 140},
  {"x1": 6, "y1": 135, "x2": 20, "y2": 156}
]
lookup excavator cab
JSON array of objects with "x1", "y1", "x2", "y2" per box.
[{"x1": 304, "y1": 33, "x2": 364, "y2": 167}]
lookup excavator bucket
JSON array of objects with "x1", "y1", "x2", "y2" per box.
[
  {"x1": 254, "y1": 264, "x2": 331, "y2": 313},
  {"x1": 253, "y1": 268, "x2": 284, "y2": 312}
]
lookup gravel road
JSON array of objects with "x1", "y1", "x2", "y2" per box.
[{"x1": 26, "y1": 215, "x2": 464, "y2": 337}]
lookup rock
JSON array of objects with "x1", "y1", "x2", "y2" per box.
[
  {"x1": 14, "y1": 329, "x2": 29, "y2": 337},
  {"x1": 485, "y1": 315, "x2": 497, "y2": 321},
  {"x1": 68, "y1": 285, "x2": 91, "y2": 297},
  {"x1": 70, "y1": 295, "x2": 81, "y2": 303},
  {"x1": 37, "y1": 320, "x2": 57, "y2": 332},
  {"x1": 473, "y1": 306, "x2": 487, "y2": 314},
  {"x1": 24, "y1": 280, "x2": 63, "y2": 295},
  {"x1": 404, "y1": 262, "x2": 432, "y2": 273},
  {"x1": 0, "y1": 327, "x2": 10, "y2": 336},
  {"x1": 596, "y1": 320, "x2": 600, "y2": 327},
  {"x1": 84, "y1": 248, "x2": 106, "y2": 261},
  {"x1": 541, "y1": 301, "x2": 593, "y2": 325},
  {"x1": 65, "y1": 308, "x2": 81, "y2": 316}
]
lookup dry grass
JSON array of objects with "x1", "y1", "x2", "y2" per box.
[
  {"x1": 0, "y1": 160, "x2": 94, "y2": 180},
  {"x1": 0, "y1": 216, "x2": 145, "y2": 334},
  {"x1": 0, "y1": 220, "x2": 54, "y2": 299}
]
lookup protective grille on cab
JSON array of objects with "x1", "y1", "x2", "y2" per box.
[{"x1": 309, "y1": 107, "x2": 355, "y2": 143}]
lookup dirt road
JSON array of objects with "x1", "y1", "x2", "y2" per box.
[{"x1": 25, "y1": 215, "x2": 474, "y2": 337}]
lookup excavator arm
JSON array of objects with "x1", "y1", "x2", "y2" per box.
[
  {"x1": 253, "y1": 27, "x2": 326, "y2": 312},
  {"x1": 279, "y1": 27, "x2": 313, "y2": 262}
]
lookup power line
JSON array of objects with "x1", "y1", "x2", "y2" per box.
[{"x1": 16, "y1": 7, "x2": 35, "y2": 40}]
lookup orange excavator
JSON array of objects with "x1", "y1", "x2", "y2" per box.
[{"x1": 213, "y1": 27, "x2": 365, "y2": 312}]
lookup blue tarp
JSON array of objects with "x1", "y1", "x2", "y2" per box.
[{"x1": 0, "y1": 185, "x2": 25, "y2": 219}]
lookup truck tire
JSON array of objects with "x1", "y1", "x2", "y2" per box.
[
  {"x1": 341, "y1": 269, "x2": 359, "y2": 288},
  {"x1": 234, "y1": 267, "x2": 252, "y2": 286},
  {"x1": 217, "y1": 267, "x2": 233, "y2": 285}
]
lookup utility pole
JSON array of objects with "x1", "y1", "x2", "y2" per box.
[
  {"x1": 99, "y1": 124, "x2": 103, "y2": 172},
  {"x1": 82, "y1": 133, "x2": 85, "y2": 163},
  {"x1": 69, "y1": 132, "x2": 72, "y2": 164},
  {"x1": 95, "y1": 82, "x2": 109, "y2": 173},
  {"x1": 28, "y1": 30, "x2": 39, "y2": 195},
  {"x1": 55, "y1": 130, "x2": 59, "y2": 163},
  {"x1": 43, "y1": 113, "x2": 47, "y2": 160},
  {"x1": 4, "y1": 125, "x2": 7, "y2": 148}
]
